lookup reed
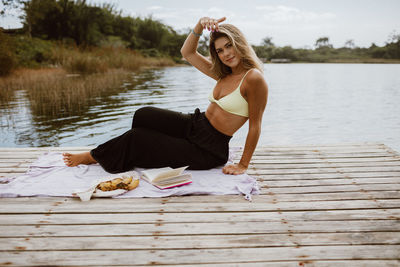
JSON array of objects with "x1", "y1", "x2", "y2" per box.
[
  {"x1": 0, "y1": 68, "x2": 130, "y2": 116},
  {"x1": 50, "y1": 46, "x2": 175, "y2": 74},
  {"x1": 1, "y1": 45, "x2": 176, "y2": 116}
]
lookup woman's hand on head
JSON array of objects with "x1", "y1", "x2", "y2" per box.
[
  {"x1": 222, "y1": 163, "x2": 247, "y2": 175},
  {"x1": 200, "y1": 17, "x2": 226, "y2": 32}
]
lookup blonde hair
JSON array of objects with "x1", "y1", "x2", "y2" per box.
[{"x1": 209, "y1": 24, "x2": 263, "y2": 79}]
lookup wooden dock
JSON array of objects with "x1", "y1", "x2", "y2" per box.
[{"x1": 0, "y1": 143, "x2": 399, "y2": 266}]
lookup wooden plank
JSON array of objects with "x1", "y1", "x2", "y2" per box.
[
  {"x1": 4, "y1": 160, "x2": 399, "y2": 172},
  {"x1": 4, "y1": 155, "x2": 397, "y2": 165},
  {"x1": 252, "y1": 150, "x2": 392, "y2": 156},
  {"x1": 249, "y1": 166, "x2": 400, "y2": 175},
  {"x1": 261, "y1": 177, "x2": 400, "y2": 187},
  {"x1": 1, "y1": 245, "x2": 399, "y2": 266},
  {"x1": 0, "y1": 146, "x2": 384, "y2": 156},
  {"x1": 1, "y1": 232, "x2": 400, "y2": 251},
  {"x1": 2, "y1": 160, "x2": 399, "y2": 171},
  {"x1": 252, "y1": 172, "x2": 400, "y2": 180},
  {"x1": 0, "y1": 143, "x2": 385, "y2": 152},
  {"x1": 250, "y1": 161, "x2": 400, "y2": 168},
  {"x1": 0, "y1": 162, "x2": 30, "y2": 168},
  {"x1": 0, "y1": 147, "x2": 95, "y2": 152},
  {"x1": 257, "y1": 191, "x2": 400, "y2": 200},
  {"x1": 251, "y1": 146, "x2": 388, "y2": 152},
  {"x1": 1, "y1": 220, "x2": 399, "y2": 237},
  {"x1": 0, "y1": 190, "x2": 398, "y2": 204},
  {"x1": 250, "y1": 153, "x2": 396, "y2": 159},
  {"x1": 7, "y1": 165, "x2": 400, "y2": 174},
  {"x1": 1, "y1": 209, "x2": 399, "y2": 225},
  {"x1": 0, "y1": 148, "x2": 398, "y2": 158},
  {"x1": 250, "y1": 157, "x2": 400, "y2": 163},
  {"x1": 120, "y1": 261, "x2": 400, "y2": 267},
  {"x1": 0, "y1": 199, "x2": 399, "y2": 213},
  {"x1": 262, "y1": 184, "x2": 400, "y2": 194}
]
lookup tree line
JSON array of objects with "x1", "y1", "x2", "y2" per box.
[
  {"x1": 1, "y1": 0, "x2": 399, "y2": 71},
  {"x1": 253, "y1": 33, "x2": 400, "y2": 63},
  {"x1": 2, "y1": 0, "x2": 188, "y2": 58}
]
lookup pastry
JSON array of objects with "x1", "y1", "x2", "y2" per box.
[{"x1": 96, "y1": 176, "x2": 139, "y2": 191}]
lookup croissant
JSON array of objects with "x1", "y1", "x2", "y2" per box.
[{"x1": 96, "y1": 176, "x2": 139, "y2": 191}]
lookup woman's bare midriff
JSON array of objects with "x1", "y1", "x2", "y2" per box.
[{"x1": 205, "y1": 103, "x2": 248, "y2": 136}]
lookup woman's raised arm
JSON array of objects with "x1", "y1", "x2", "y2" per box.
[{"x1": 180, "y1": 17, "x2": 226, "y2": 80}]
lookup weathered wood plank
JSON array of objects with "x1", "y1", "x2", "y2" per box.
[
  {"x1": 0, "y1": 151, "x2": 395, "y2": 159},
  {"x1": 1, "y1": 245, "x2": 399, "y2": 266},
  {"x1": 0, "y1": 190, "x2": 398, "y2": 204},
  {"x1": 262, "y1": 184, "x2": 400, "y2": 194},
  {"x1": 1, "y1": 220, "x2": 399, "y2": 237},
  {"x1": 6, "y1": 165, "x2": 400, "y2": 174},
  {"x1": 2, "y1": 232, "x2": 400, "y2": 251},
  {"x1": 250, "y1": 157, "x2": 400, "y2": 163},
  {"x1": 116, "y1": 261, "x2": 400, "y2": 267},
  {"x1": 2, "y1": 160, "x2": 400, "y2": 172},
  {"x1": 251, "y1": 154, "x2": 398, "y2": 160},
  {"x1": 252, "y1": 172, "x2": 400, "y2": 180},
  {"x1": 261, "y1": 177, "x2": 400, "y2": 187},
  {"x1": 3, "y1": 155, "x2": 397, "y2": 165},
  {"x1": 257, "y1": 191, "x2": 400, "y2": 200},
  {"x1": 109, "y1": 261, "x2": 400, "y2": 267},
  {"x1": 0, "y1": 142, "x2": 386, "y2": 152},
  {"x1": 251, "y1": 161, "x2": 400, "y2": 169},
  {"x1": 0, "y1": 199, "x2": 399, "y2": 213},
  {"x1": 0, "y1": 147, "x2": 95, "y2": 152},
  {"x1": 1, "y1": 209, "x2": 399, "y2": 225},
  {"x1": 251, "y1": 166, "x2": 400, "y2": 175}
]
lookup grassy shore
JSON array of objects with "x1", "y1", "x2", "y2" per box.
[
  {"x1": 0, "y1": 45, "x2": 176, "y2": 116},
  {"x1": 325, "y1": 58, "x2": 400, "y2": 64},
  {"x1": 272, "y1": 58, "x2": 400, "y2": 64}
]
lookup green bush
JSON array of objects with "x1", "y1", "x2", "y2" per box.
[
  {"x1": 139, "y1": 48, "x2": 162, "y2": 57},
  {"x1": 12, "y1": 36, "x2": 54, "y2": 67}
]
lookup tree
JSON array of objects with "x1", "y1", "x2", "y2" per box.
[
  {"x1": 384, "y1": 30, "x2": 400, "y2": 59},
  {"x1": 261, "y1": 37, "x2": 274, "y2": 48},
  {"x1": 344, "y1": 39, "x2": 355, "y2": 49},
  {"x1": 271, "y1": 46, "x2": 297, "y2": 61},
  {"x1": 386, "y1": 30, "x2": 400, "y2": 44},
  {"x1": 197, "y1": 33, "x2": 209, "y2": 56},
  {"x1": 1, "y1": 0, "x2": 26, "y2": 16},
  {"x1": 315, "y1": 37, "x2": 332, "y2": 49}
]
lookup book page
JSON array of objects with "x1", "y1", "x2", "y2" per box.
[
  {"x1": 141, "y1": 166, "x2": 189, "y2": 182},
  {"x1": 141, "y1": 167, "x2": 171, "y2": 182},
  {"x1": 152, "y1": 166, "x2": 188, "y2": 182}
]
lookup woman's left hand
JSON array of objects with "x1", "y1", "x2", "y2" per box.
[{"x1": 222, "y1": 163, "x2": 247, "y2": 175}]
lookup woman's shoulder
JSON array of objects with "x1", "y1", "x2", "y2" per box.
[{"x1": 244, "y1": 68, "x2": 267, "y2": 87}]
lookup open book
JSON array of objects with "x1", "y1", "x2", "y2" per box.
[{"x1": 141, "y1": 166, "x2": 192, "y2": 189}]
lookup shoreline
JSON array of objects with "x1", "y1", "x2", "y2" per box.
[{"x1": 266, "y1": 59, "x2": 400, "y2": 64}]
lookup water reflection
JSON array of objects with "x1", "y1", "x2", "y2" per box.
[{"x1": 1, "y1": 64, "x2": 400, "y2": 152}]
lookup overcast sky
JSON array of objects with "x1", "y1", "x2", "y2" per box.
[{"x1": 1, "y1": 0, "x2": 399, "y2": 48}]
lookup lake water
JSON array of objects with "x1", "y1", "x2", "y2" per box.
[{"x1": 1, "y1": 64, "x2": 400, "y2": 152}]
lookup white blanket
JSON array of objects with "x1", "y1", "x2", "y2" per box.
[{"x1": 0, "y1": 151, "x2": 259, "y2": 201}]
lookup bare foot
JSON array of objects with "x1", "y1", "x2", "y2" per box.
[{"x1": 63, "y1": 152, "x2": 97, "y2": 167}]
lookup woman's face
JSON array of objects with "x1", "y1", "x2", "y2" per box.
[{"x1": 214, "y1": 36, "x2": 241, "y2": 68}]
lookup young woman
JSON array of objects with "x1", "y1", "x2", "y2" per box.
[{"x1": 63, "y1": 16, "x2": 268, "y2": 175}]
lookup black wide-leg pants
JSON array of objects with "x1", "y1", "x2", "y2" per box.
[{"x1": 90, "y1": 107, "x2": 232, "y2": 173}]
